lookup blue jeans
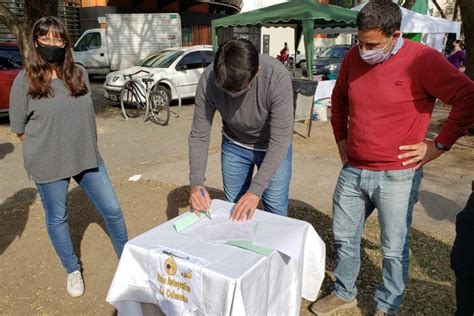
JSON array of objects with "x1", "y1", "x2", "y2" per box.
[
  {"x1": 36, "y1": 164, "x2": 128, "y2": 274},
  {"x1": 332, "y1": 164, "x2": 423, "y2": 313},
  {"x1": 221, "y1": 138, "x2": 292, "y2": 216}
]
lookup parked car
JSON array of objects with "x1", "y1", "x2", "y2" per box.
[
  {"x1": 314, "y1": 46, "x2": 329, "y2": 58},
  {"x1": 288, "y1": 50, "x2": 306, "y2": 68},
  {"x1": 104, "y1": 45, "x2": 213, "y2": 107},
  {"x1": 0, "y1": 42, "x2": 22, "y2": 117},
  {"x1": 303, "y1": 44, "x2": 351, "y2": 79},
  {"x1": 288, "y1": 47, "x2": 328, "y2": 69}
]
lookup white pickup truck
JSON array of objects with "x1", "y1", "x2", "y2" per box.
[{"x1": 72, "y1": 13, "x2": 182, "y2": 76}]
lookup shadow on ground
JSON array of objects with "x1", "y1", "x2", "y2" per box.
[
  {"x1": 165, "y1": 185, "x2": 224, "y2": 221},
  {"x1": 0, "y1": 188, "x2": 37, "y2": 255},
  {"x1": 67, "y1": 186, "x2": 112, "y2": 262},
  {"x1": 419, "y1": 190, "x2": 462, "y2": 224},
  {"x1": 0, "y1": 142, "x2": 14, "y2": 159}
]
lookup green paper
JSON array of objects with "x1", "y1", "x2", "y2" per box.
[
  {"x1": 174, "y1": 212, "x2": 203, "y2": 232},
  {"x1": 225, "y1": 240, "x2": 274, "y2": 256}
]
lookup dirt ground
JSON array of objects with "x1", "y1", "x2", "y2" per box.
[{"x1": 0, "y1": 78, "x2": 473, "y2": 315}]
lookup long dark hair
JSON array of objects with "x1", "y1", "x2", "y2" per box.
[{"x1": 25, "y1": 16, "x2": 88, "y2": 99}]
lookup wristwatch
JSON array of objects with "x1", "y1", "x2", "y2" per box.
[{"x1": 434, "y1": 141, "x2": 448, "y2": 151}]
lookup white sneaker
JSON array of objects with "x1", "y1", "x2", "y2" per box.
[{"x1": 67, "y1": 270, "x2": 84, "y2": 297}]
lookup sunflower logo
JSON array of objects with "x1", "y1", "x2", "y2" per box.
[{"x1": 165, "y1": 256, "x2": 177, "y2": 276}]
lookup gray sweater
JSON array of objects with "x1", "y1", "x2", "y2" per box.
[
  {"x1": 9, "y1": 67, "x2": 102, "y2": 183},
  {"x1": 189, "y1": 55, "x2": 294, "y2": 197}
]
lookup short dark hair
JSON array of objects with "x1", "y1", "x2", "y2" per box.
[
  {"x1": 356, "y1": 0, "x2": 402, "y2": 36},
  {"x1": 214, "y1": 39, "x2": 259, "y2": 92}
]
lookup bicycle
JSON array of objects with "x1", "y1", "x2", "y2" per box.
[{"x1": 120, "y1": 70, "x2": 171, "y2": 126}]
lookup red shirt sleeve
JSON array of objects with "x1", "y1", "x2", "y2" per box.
[
  {"x1": 330, "y1": 49, "x2": 352, "y2": 143},
  {"x1": 421, "y1": 48, "x2": 474, "y2": 149}
]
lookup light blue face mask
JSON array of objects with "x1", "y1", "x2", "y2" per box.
[{"x1": 358, "y1": 37, "x2": 393, "y2": 65}]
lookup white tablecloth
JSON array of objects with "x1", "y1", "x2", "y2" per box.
[
  {"x1": 314, "y1": 80, "x2": 336, "y2": 100},
  {"x1": 106, "y1": 201, "x2": 326, "y2": 316}
]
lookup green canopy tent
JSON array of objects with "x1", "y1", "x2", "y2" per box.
[{"x1": 211, "y1": 0, "x2": 357, "y2": 79}]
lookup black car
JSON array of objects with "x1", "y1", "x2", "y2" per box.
[{"x1": 303, "y1": 44, "x2": 351, "y2": 79}]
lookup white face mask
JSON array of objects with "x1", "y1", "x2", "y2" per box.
[{"x1": 358, "y1": 38, "x2": 393, "y2": 65}]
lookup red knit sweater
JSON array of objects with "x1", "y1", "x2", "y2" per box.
[{"x1": 331, "y1": 39, "x2": 474, "y2": 170}]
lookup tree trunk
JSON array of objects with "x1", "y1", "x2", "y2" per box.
[
  {"x1": 431, "y1": 0, "x2": 447, "y2": 19},
  {"x1": 0, "y1": 0, "x2": 58, "y2": 61},
  {"x1": 459, "y1": 0, "x2": 474, "y2": 80},
  {"x1": 452, "y1": 0, "x2": 459, "y2": 21},
  {"x1": 402, "y1": 0, "x2": 416, "y2": 10}
]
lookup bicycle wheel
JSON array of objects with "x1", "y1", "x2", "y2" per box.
[
  {"x1": 148, "y1": 89, "x2": 170, "y2": 126},
  {"x1": 120, "y1": 79, "x2": 147, "y2": 119}
]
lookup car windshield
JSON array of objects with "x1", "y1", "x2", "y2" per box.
[
  {"x1": 136, "y1": 50, "x2": 184, "y2": 68},
  {"x1": 320, "y1": 47, "x2": 348, "y2": 58}
]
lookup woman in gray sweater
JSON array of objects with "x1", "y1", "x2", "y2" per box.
[{"x1": 9, "y1": 16, "x2": 128, "y2": 297}]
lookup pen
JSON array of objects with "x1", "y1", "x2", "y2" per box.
[{"x1": 199, "y1": 188, "x2": 212, "y2": 219}]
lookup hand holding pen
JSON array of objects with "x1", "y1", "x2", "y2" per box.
[{"x1": 189, "y1": 185, "x2": 211, "y2": 218}]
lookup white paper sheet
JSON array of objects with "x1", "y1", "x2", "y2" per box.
[
  {"x1": 253, "y1": 221, "x2": 306, "y2": 260},
  {"x1": 180, "y1": 200, "x2": 255, "y2": 243}
]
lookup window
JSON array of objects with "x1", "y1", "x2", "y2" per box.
[
  {"x1": 320, "y1": 46, "x2": 349, "y2": 58},
  {"x1": 201, "y1": 51, "x2": 214, "y2": 67},
  {"x1": 182, "y1": 25, "x2": 193, "y2": 47},
  {"x1": 177, "y1": 51, "x2": 203, "y2": 70},
  {"x1": 0, "y1": 46, "x2": 22, "y2": 69},
  {"x1": 74, "y1": 32, "x2": 101, "y2": 51},
  {"x1": 136, "y1": 50, "x2": 183, "y2": 68}
]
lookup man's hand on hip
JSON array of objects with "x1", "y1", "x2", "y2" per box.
[
  {"x1": 189, "y1": 185, "x2": 211, "y2": 217},
  {"x1": 398, "y1": 139, "x2": 444, "y2": 169},
  {"x1": 230, "y1": 192, "x2": 260, "y2": 221}
]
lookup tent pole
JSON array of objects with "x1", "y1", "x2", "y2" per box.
[
  {"x1": 302, "y1": 19, "x2": 315, "y2": 80},
  {"x1": 295, "y1": 24, "x2": 303, "y2": 78},
  {"x1": 211, "y1": 22, "x2": 218, "y2": 51}
]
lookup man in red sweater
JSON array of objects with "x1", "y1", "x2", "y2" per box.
[{"x1": 311, "y1": 0, "x2": 474, "y2": 315}]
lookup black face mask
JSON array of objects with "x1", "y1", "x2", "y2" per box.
[{"x1": 37, "y1": 44, "x2": 66, "y2": 64}]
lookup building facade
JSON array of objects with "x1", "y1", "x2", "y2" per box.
[{"x1": 80, "y1": 0, "x2": 243, "y2": 46}]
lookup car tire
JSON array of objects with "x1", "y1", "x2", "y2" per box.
[{"x1": 297, "y1": 60, "x2": 306, "y2": 69}]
